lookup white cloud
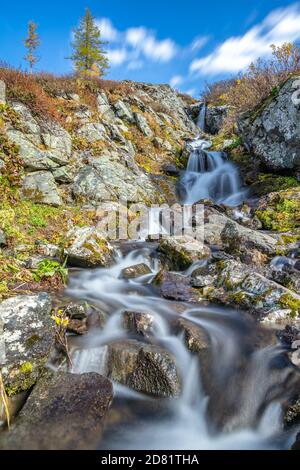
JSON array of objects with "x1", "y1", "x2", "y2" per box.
[
  {"x1": 96, "y1": 18, "x2": 119, "y2": 42},
  {"x1": 125, "y1": 26, "x2": 177, "y2": 62},
  {"x1": 107, "y1": 49, "x2": 128, "y2": 66},
  {"x1": 127, "y1": 60, "x2": 144, "y2": 70},
  {"x1": 170, "y1": 75, "x2": 184, "y2": 88},
  {"x1": 126, "y1": 27, "x2": 148, "y2": 47},
  {"x1": 190, "y1": 4, "x2": 300, "y2": 76},
  {"x1": 190, "y1": 36, "x2": 209, "y2": 52}
]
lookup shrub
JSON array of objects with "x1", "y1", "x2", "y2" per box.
[
  {"x1": 0, "y1": 65, "x2": 59, "y2": 122},
  {"x1": 202, "y1": 43, "x2": 300, "y2": 130}
]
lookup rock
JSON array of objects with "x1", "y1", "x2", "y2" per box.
[
  {"x1": 107, "y1": 339, "x2": 180, "y2": 397},
  {"x1": 22, "y1": 171, "x2": 62, "y2": 207},
  {"x1": 204, "y1": 207, "x2": 231, "y2": 245},
  {"x1": 77, "y1": 122, "x2": 107, "y2": 143},
  {"x1": 134, "y1": 112, "x2": 153, "y2": 137},
  {"x1": 221, "y1": 220, "x2": 278, "y2": 262},
  {"x1": 238, "y1": 77, "x2": 300, "y2": 173},
  {"x1": 123, "y1": 311, "x2": 153, "y2": 337},
  {"x1": 114, "y1": 100, "x2": 135, "y2": 123},
  {"x1": 191, "y1": 274, "x2": 215, "y2": 288},
  {"x1": 0, "y1": 80, "x2": 6, "y2": 104},
  {"x1": 41, "y1": 121, "x2": 72, "y2": 158},
  {"x1": 158, "y1": 235, "x2": 210, "y2": 271},
  {"x1": 64, "y1": 226, "x2": 115, "y2": 268},
  {"x1": 205, "y1": 105, "x2": 229, "y2": 134},
  {"x1": 52, "y1": 165, "x2": 75, "y2": 183},
  {"x1": 0, "y1": 229, "x2": 7, "y2": 247},
  {"x1": 172, "y1": 317, "x2": 210, "y2": 356},
  {"x1": 35, "y1": 241, "x2": 60, "y2": 258},
  {"x1": 153, "y1": 271, "x2": 201, "y2": 302},
  {"x1": 67, "y1": 318, "x2": 88, "y2": 335},
  {"x1": 63, "y1": 301, "x2": 90, "y2": 320},
  {"x1": 0, "y1": 372, "x2": 113, "y2": 450},
  {"x1": 72, "y1": 166, "x2": 113, "y2": 203},
  {"x1": 210, "y1": 258, "x2": 300, "y2": 322},
  {"x1": 10, "y1": 102, "x2": 40, "y2": 135},
  {"x1": 0, "y1": 293, "x2": 54, "y2": 395},
  {"x1": 96, "y1": 92, "x2": 115, "y2": 121},
  {"x1": 161, "y1": 164, "x2": 180, "y2": 176},
  {"x1": 121, "y1": 263, "x2": 152, "y2": 279}
]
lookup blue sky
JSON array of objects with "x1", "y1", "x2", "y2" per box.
[{"x1": 1, "y1": 0, "x2": 300, "y2": 96}]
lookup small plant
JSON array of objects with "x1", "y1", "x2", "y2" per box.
[
  {"x1": 0, "y1": 369, "x2": 10, "y2": 428},
  {"x1": 32, "y1": 259, "x2": 68, "y2": 284},
  {"x1": 51, "y1": 307, "x2": 72, "y2": 367}
]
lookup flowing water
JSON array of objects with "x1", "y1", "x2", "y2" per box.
[
  {"x1": 67, "y1": 247, "x2": 299, "y2": 450},
  {"x1": 62, "y1": 111, "x2": 300, "y2": 450}
]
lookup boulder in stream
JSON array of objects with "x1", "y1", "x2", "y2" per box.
[
  {"x1": 107, "y1": 339, "x2": 181, "y2": 397},
  {"x1": 158, "y1": 235, "x2": 210, "y2": 271}
]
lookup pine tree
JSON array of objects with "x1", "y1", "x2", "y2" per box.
[
  {"x1": 70, "y1": 8, "x2": 109, "y2": 77},
  {"x1": 24, "y1": 21, "x2": 40, "y2": 74}
]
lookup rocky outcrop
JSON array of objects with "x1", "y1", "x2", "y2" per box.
[
  {"x1": 158, "y1": 235, "x2": 210, "y2": 271},
  {"x1": 22, "y1": 171, "x2": 62, "y2": 206},
  {"x1": 107, "y1": 339, "x2": 180, "y2": 397},
  {"x1": 0, "y1": 293, "x2": 54, "y2": 395},
  {"x1": 238, "y1": 77, "x2": 300, "y2": 174},
  {"x1": 0, "y1": 372, "x2": 113, "y2": 450},
  {"x1": 0, "y1": 80, "x2": 6, "y2": 105},
  {"x1": 63, "y1": 226, "x2": 115, "y2": 268}
]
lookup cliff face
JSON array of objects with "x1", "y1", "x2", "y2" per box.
[{"x1": 0, "y1": 79, "x2": 198, "y2": 208}]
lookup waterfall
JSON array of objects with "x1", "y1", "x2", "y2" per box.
[
  {"x1": 178, "y1": 109, "x2": 248, "y2": 207},
  {"x1": 197, "y1": 103, "x2": 206, "y2": 131}
]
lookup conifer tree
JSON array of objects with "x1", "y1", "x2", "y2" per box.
[
  {"x1": 24, "y1": 21, "x2": 40, "y2": 74},
  {"x1": 70, "y1": 8, "x2": 109, "y2": 77}
]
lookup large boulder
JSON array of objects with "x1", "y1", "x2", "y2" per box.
[
  {"x1": 107, "y1": 339, "x2": 181, "y2": 397},
  {"x1": 158, "y1": 235, "x2": 210, "y2": 271},
  {"x1": 205, "y1": 105, "x2": 229, "y2": 134},
  {"x1": 22, "y1": 171, "x2": 62, "y2": 207},
  {"x1": 209, "y1": 258, "x2": 300, "y2": 323},
  {"x1": 153, "y1": 270, "x2": 201, "y2": 303},
  {"x1": 0, "y1": 293, "x2": 54, "y2": 396},
  {"x1": 114, "y1": 100, "x2": 135, "y2": 123},
  {"x1": 63, "y1": 226, "x2": 115, "y2": 268},
  {"x1": 0, "y1": 372, "x2": 113, "y2": 450},
  {"x1": 238, "y1": 77, "x2": 300, "y2": 174}
]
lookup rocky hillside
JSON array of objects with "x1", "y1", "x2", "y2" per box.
[{"x1": 1, "y1": 72, "x2": 300, "y2": 450}]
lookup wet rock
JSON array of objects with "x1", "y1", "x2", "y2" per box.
[
  {"x1": 63, "y1": 226, "x2": 115, "y2": 268},
  {"x1": 221, "y1": 220, "x2": 278, "y2": 262},
  {"x1": 107, "y1": 339, "x2": 180, "y2": 397},
  {"x1": 191, "y1": 274, "x2": 215, "y2": 288},
  {"x1": 172, "y1": 317, "x2": 210, "y2": 356},
  {"x1": 134, "y1": 112, "x2": 153, "y2": 137},
  {"x1": 277, "y1": 325, "x2": 300, "y2": 346},
  {"x1": 161, "y1": 163, "x2": 180, "y2": 176},
  {"x1": 158, "y1": 235, "x2": 210, "y2": 271},
  {"x1": 0, "y1": 229, "x2": 7, "y2": 247},
  {"x1": 63, "y1": 301, "x2": 90, "y2": 320},
  {"x1": 153, "y1": 271, "x2": 201, "y2": 303},
  {"x1": 123, "y1": 311, "x2": 153, "y2": 337},
  {"x1": 67, "y1": 318, "x2": 88, "y2": 335},
  {"x1": 22, "y1": 171, "x2": 62, "y2": 207},
  {"x1": 205, "y1": 105, "x2": 229, "y2": 135},
  {"x1": 0, "y1": 372, "x2": 113, "y2": 450},
  {"x1": 121, "y1": 263, "x2": 152, "y2": 279},
  {"x1": 238, "y1": 76, "x2": 300, "y2": 173},
  {"x1": 114, "y1": 100, "x2": 135, "y2": 123},
  {"x1": 0, "y1": 293, "x2": 54, "y2": 396},
  {"x1": 0, "y1": 80, "x2": 6, "y2": 104}
]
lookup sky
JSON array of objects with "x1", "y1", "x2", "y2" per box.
[{"x1": 1, "y1": 0, "x2": 300, "y2": 97}]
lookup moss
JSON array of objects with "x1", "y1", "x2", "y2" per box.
[
  {"x1": 279, "y1": 294, "x2": 300, "y2": 319},
  {"x1": 252, "y1": 174, "x2": 299, "y2": 196},
  {"x1": 228, "y1": 290, "x2": 248, "y2": 305},
  {"x1": 256, "y1": 197, "x2": 299, "y2": 232},
  {"x1": 19, "y1": 362, "x2": 33, "y2": 374}
]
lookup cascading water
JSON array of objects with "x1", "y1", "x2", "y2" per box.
[
  {"x1": 178, "y1": 106, "x2": 248, "y2": 207},
  {"x1": 65, "y1": 247, "x2": 299, "y2": 450}
]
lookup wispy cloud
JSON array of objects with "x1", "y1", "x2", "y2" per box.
[{"x1": 190, "y1": 4, "x2": 300, "y2": 76}]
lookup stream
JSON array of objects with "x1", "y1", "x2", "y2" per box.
[{"x1": 62, "y1": 117, "x2": 300, "y2": 450}]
